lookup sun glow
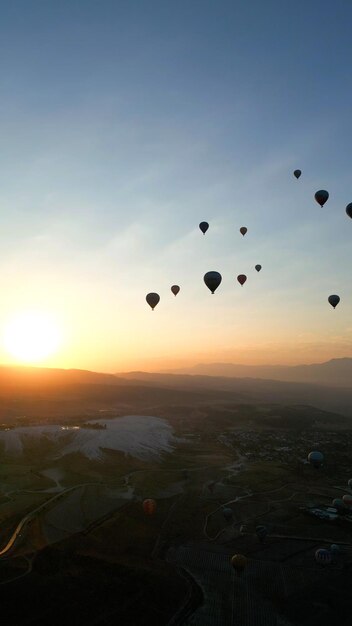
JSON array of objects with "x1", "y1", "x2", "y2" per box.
[{"x1": 3, "y1": 311, "x2": 62, "y2": 363}]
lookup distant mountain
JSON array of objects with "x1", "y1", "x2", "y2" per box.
[
  {"x1": 162, "y1": 358, "x2": 352, "y2": 388},
  {"x1": 117, "y1": 370, "x2": 352, "y2": 417},
  {"x1": 1, "y1": 363, "x2": 352, "y2": 422}
]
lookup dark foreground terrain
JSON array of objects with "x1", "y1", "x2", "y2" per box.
[{"x1": 0, "y1": 368, "x2": 351, "y2": 624}]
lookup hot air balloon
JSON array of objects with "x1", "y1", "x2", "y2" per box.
[
  {"x1": 294, "y1": 169, "x2": 301, "y2": 179},
  {"x1": 314, "y1": 190, "x2": 329, "y2": 207},
  {"x1": 143, "y1": 499, "x2": 156, "y2": 515},
  {"x1": 171, "y1": 285, "x2": 180, "y2": 296},
  {"x1": 231, "y1": 554, "x2": 247, "y2": 575},
  {"x1": 328, "y1": 295, "x2": 340, "y2": 309},
  {"x1": 346, "y1": 203, "x2": 352, "y2": 218},
  {"x1": 146, "y1": 293, "x2": 160, "y2": 310},
  {"x1": 222, "y1": 507, "x2": 233, "y2": 522},
  {"x1": 255, "y1": 525, "x2": 268, "y2": 543},
  {"x1": 348, "y1": 479, "x2": 352, "y2": 489},
  {"x1": 204, "y1": 271, "x2": 222, "y2": 294},
  {"x1": 199, "y1": 221, "x2": 209, "y2": 234},
  {"x1": 332, "y1": 498, "x2": 345, "y2": 512},
  {"x1": 342, "y1": 494, "x2": 352, "y2": 507},
  {"x1": 240, "y1": 227, "x2": 247, "y2": 236},
  {"x1": 255, "y1": 265, "x2": 262, "y2": 272},
  {"x1": 237, "y1": 274, "x2": 247, "y2": 286},
  {"x1": 308, "y1": 450, "x2": 324, "y2": 468},
  {"x1": 315, "y1": 548, "x2": 332, "y2": 566}
]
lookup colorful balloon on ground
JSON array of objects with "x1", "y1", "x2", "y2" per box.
[
  {"x1": 308, "y1": 450, "x2": 324, "y2": 468},
  {"x1": 171, "y1": 285, "x2": 180, "y2": 296},
  {"x1": 346, "y1": 203, "x2": 352, "y2": 218},
  {"x1": 231, "y1": 554, "x2": 247, "y2": 574},
  {"x1": 237, "y1": 274, "x2": 247, "y2": 286},
  {"x1": 240, "y1": 227, "x2": 247, "y2": 236},
  {"x1": 314, "y1": 190, "x2": 329, "y2": 207},
  {"x1": 294, "y1": 169, "x2": 301, "y2": 179},
  {"x1": 328, "y1": 295, "x2": 340, "y2": 309},
  {"x1": 204, "y1": 271, "x2": 222, "y2": 294},
  {"x1": 143, "y1": 499, "x2": 156, "y2": 515},
  {"x1": 315, "y1": 548, "x2": 332, "y2": 566},
  {"x1": 146, "y1": 293, "x2": 160, "y2": 310},
  {"x1": 255, "y1": 265, "x2": 262, "y2": 272},
  {"x1": 199, "y1": 221, "x2": 209, "y2": 234}
]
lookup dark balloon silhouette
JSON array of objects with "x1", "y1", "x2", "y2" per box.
[
  {"x1": 231, "y1": 554, "x2": 247, "y2": 575},
  {"x1": 315, "y1": 548, "x2": 332, "y2": 566},
  {"x1": 346, "y1": 203, "x2": 352, "y2": 218},
  {"x1": 222, "y1": 507, "x2": 233, "y2": 521},
  {"x1": 204, "y1": 271, "x2": 222, "y2": 294},
  {"x1": 314, "y1": 190, "x2": 329, "y2": 207},
  {"x1": 255, "y1": 525, "x2": 268, "y2": 543},
  {"x1": 308, "y1": 450, "x2": 324, "y2": 468},
  {"x1": 143, "y1": 499, "x2": 156, "y2": 515},
  {"x1": 171, "y1": 285, "x2": 180, "y2": 296},
  {"x1": 255, "y1": 265, "x2": 262, "y2": 272},
  {"x1": 332, "y1": 498, "x2": 345, "y2": 512},
  {"x1": 237, "y1": 274, "x2": 247, "y2": 286},
  {"x1": 342, "y1": 494, "x2": 352, "y2": 507},
  {"x1": 240, "y1": 227, "x2": 247, "y2": 236},
  {"x1": 199, "y1": 221, "x2": 209, "y2": 234},
  {"x1": 294, "y1": 169, "x2": 301, "y2": 179},
  {"x1": 146, "y1": 293, "x2": 160, "y2": 310},
  {"x1": 328, "y1": 295, "x2": 340, "y2": 309}
]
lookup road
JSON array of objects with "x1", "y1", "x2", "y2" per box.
[{"x1": 0, "y1": 482, "x2": 103, "y2": 559}]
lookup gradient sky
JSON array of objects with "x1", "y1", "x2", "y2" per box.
[{"x1": 0, "y1": 0, "x2": 351, "y2": 371}]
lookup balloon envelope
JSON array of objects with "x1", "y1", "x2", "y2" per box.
[
  {"x1": 255, "y1": 265, "x2": 262, "y2": 272},
  {"x1": 199, "y1": 221, "x2": 209, "y2": 234},
  {"x1": 255, "y1": 525, "x2": 268, "y2": 542},
  {"x1": 146, "y1": 293, "x2": 160, "y2": 310},
  {"x1": 143, "y1": 499, "x2": 156, "y2": 515},
  {"x1": 294, "y1": 169, "x2": 301, "y2": 179},
  {"x1": 222, "y1": 507, "x2": 233, "y2": 521},
  {"x1": 204, "y1": 271, "x2": 222, "y2": 294},
  {"x1": 346, "y1": 203, "x2": 352, "y2": 218},
  {"x1": 328, "y1": 295, "x2": 340, "y2": 309},
  {"x1": 171, "y1": 285, "x2": 180, "y2": 296},
  {"x1": 315, "y1": 548, "x2": 332, "y2": 566},
  {"x1": 240, "y1": 227, "x2": 247, "y2": 236},
  {"x1": 231, "y1": 554, "x2": 247, "y2": 574},
  {"x1": 237, "y1": 274, "x2": 247, "y2": 286},
  {"x1": 330, "y1": 544, "x2": 340, "y2": 554},
  {"x1": 332, "y1": 498, "x2": 345, "y2": 511},
  {"x1": 342, "y1": 494, "x2": 352, "y2": 507},
  {"x1": 308, "y1": 450, "x2": 324, "y2": 468},
  {"x1": 314, "y1": 190, "x2": 329, "y2": 207}
]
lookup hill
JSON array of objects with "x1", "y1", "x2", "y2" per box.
[{"x1": 164, "y1": 358, "x2": 352, "y2": 387}]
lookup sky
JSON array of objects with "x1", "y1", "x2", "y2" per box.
[{"x1": 0, "y1": 0, "x2": 351, "y2": 372}]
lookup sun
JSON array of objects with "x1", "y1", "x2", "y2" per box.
[{"x1": 3, "y1": 311, "x2": 62, "y2": 363}]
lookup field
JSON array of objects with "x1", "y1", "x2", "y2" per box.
[{"x1": 0, "y1": 403, "x2": 351, "y2": 624}]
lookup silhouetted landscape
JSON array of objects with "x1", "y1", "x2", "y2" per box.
[{"x1": 0, "y1": 363, "x2": 351, "y2": 624}]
